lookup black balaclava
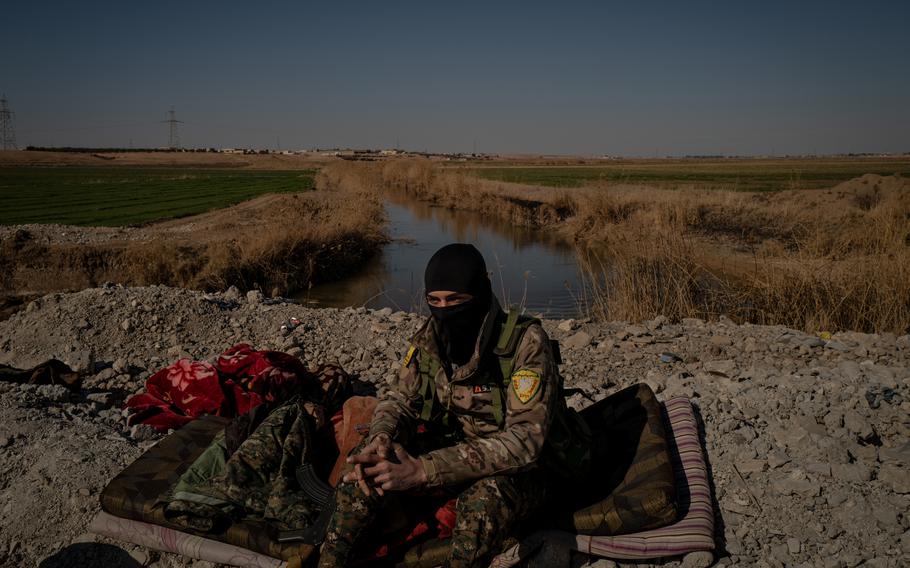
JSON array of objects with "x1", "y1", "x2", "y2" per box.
[{"x1": 424, "y1": 243, "x2": 493, "y2": 366}]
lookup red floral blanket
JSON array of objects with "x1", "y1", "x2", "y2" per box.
[{"x1": 125, "y1": 344, "x2": 342, "y2": 431}]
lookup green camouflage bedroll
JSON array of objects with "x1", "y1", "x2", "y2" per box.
[
  {"x1": 569, "y1": 383, "x2": 678, "y2": 535},
  {"x1": 99, "y1": 415, "x2": 314, "y2": 562}
]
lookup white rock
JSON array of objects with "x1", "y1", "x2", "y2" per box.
[
  {"x1": 842, "y1": 410, "x2": 874, "y2": 440},
  {"x1": 836, "y1": 360, "x2": 861, "y2": 380},
  {"x1": 772, "y1": 476, "x2": 820, "y2": 497},
  {"x1": 564, "y1": 331, "x2": 592, "y2": 350},
  {"x1": 710, "y1": 335, "x2": 734, "y2": 347},
  {"x1": 803, "y1": 337, "x2": 826, "y2": 348},
  {"x1": 879, "y1": 442, "x2": 910, "y2": 466},
  {"x1": 112, "y1": 358, "x2": 130, "y2": 374},
  {"x1": 583, "y1": 560, "x2": 617, "y2": 568},
  {"x1": 680, "y1": 551, "x2": 714, "y2": 568},
  {"x1": 737, "y1": 459, "x2": 767, "y2": 474},
  {"x1": 223, "y1": 286, "x2": 242, "y2": 301},
  {"x1": 877, "y1": 464, "x2": 910, "y2": 494},
  {"x1": 36, "y1": 385, "x2": 70, "y2": 402},
  {"x1": 128, "y1": 548, "x2": 149, "y2": 565},
  {"x1": 704, "y1": 359, "x2": 736, "y2": 376},
  {"x1": 831, "y1": 463, "x2": 872, "y2": 484},
  {"x1": 625, "y1": 324, "x2": 648, "y2": 337},
  {"x1": 86, "y1": 392, "x2": 114, "y2": 406},
  {"x1": 66, "y1": 350, "x2": 94, "y2": 374},
  {"x1": 557, "y1": 319, "x2": 576, "y2": 332},
  {"x1": 129, "y1": 424, "x2": 159, "y2": 442}
]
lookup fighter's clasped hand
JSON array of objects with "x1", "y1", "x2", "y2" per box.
[{"x1": 343, "y1": 433, "x2": 427, "y2": 496}]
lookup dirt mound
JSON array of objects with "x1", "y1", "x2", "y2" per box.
[
  {"x1": 0, "y1": 286, "x2": 908, "y2": 566},
  {"x1": 774, "y1": 174, "x2": 910, "y2": 212}
]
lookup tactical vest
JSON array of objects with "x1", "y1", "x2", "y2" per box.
[{"x1": 415, "y1": 308, "x2": 592, "y2": 478}]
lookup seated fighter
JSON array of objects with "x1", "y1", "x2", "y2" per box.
[{"x1": 318, "y1": 243, "x2": 589, "y2": 568}]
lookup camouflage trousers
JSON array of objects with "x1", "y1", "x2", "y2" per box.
[{"x1": 317, "y1": 456, "x2": 551, "y2": 568}]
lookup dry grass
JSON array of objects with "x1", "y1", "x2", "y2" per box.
[
  {"x1": 330, "y1": 159, "x2": 910, "y2": 333},
  {"x1": 1, "y1": 180, "x2": 386, "y2": 298}
]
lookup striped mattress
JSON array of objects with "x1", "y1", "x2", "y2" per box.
[{"x1": 491, "y1": 397, "x2": 715, "y2": 565}]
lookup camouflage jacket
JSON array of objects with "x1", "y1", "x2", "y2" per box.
[{"x1": 369, "y1": 297, "x2": 585, "y2": 487}]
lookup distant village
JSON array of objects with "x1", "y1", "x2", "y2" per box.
[
  {"x1": 23, "y1": 146, "x2": 495, "y2": 161},
  {"x1": 21, "y1": 145, "x2": 909, "y2": 161}
]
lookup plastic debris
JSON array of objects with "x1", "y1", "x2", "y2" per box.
[
  {"x1": 279, "y1": 317, "x2": 302, "y2": 336},
  {"x1": 659, "y1": 352, "x2": 683, "y2": 364}
]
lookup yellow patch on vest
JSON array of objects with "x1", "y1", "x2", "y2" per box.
[
  {"x1": 402, "y1": 345, "x2": 417, "y2": 368},
  {"x1": 511, "y1": 369, "x2": 541, "y2": 404}
]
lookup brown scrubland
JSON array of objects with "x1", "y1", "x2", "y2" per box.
[
  {"x1": 3, "y1": 151, "x2": 907, "y2": 334},
  {"x1": 0, "y1": 182, "x2": 385, "y2": 300},
  {"x1": 321, "y1": 160, "x2": 910, "y2": 334}
]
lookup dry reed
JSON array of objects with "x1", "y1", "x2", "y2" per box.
[
  {"x1": 327, "y1": 159, "x2": 910, "y2": 334},
  {"x1": 1, "y1": 181, "x2": 387, "y2": 299}
]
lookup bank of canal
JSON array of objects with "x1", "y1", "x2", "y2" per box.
[{"x1": 302, "y1": 193, "x2": 593, "y2": 318}]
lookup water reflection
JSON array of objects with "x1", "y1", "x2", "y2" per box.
[{"x1": 301, "y1": 192, "x2": 591, "y2": 318}]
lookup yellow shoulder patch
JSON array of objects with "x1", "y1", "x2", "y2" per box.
[
  {"x1": 511, "y1": 369, "x2": 541, "y2": 404},
  {"x1": 402, "y1": 345, "x2": 417, "y2": 368}
]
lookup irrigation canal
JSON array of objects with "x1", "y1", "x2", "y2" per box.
[{"x1": 302, "y1": 193, "x2": 593, "y2": 318}]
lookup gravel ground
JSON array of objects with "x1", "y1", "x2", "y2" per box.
[{"x1": 0, "y1": 285, "x2": 908, "y2": 568}]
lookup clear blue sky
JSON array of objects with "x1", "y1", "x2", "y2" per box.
[{"x1": 4, "y1": 0, "x2": 909, "y2": 155}]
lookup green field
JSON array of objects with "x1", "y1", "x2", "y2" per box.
[
  {"x1": 0, "y1": 167, "x2": 316, "y2": 226},
  {"x1": 470, "y1": 158, "x2": 910, "y2": 191}
]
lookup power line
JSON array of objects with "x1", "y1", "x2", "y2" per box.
[
  {"x1": 20, "y1": 121, "x2": 157, "y2": 134},
  {"x1": 0, "y1": 94, "x2": 17, "y2": 150},
  {"x1": 162, "y1": 106, "x2": 183, "y2": 149}
]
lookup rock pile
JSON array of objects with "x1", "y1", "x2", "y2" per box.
[{"x1": 0, "y1": 285, "x2": 907, "y2": 567}]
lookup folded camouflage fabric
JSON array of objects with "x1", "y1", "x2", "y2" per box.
[
  {"x1": 99, "y1": 415, "x2": 312, "y2": 561},
  {"x1": 488, "y1": 397, "x2": 715, "y2": 566},
  {"x1": 163, "y1": 398, "x2": 328, "y2": 534},
  {"x1": 569, "y1": 383, "x2": 678, "y2": 535}
]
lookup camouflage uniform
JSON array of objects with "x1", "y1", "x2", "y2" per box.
[
  {"x1": 164, "y1": 398, "x2": 322, "y2": 532},
  {"x1": 319, "y1": 297, "x2": 589, "y2": 567}
]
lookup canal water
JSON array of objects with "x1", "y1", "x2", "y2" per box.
[{"x1": 302, "y1": 193, "x2": 593, "y2": 318}]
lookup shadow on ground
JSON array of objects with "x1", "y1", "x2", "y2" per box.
[
  {"x1": 691, "y1": 404, "x2": 726, "y2": 557},
  {"x1": 39, "y1": 543, "x2": 142, "y2": 568}
]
